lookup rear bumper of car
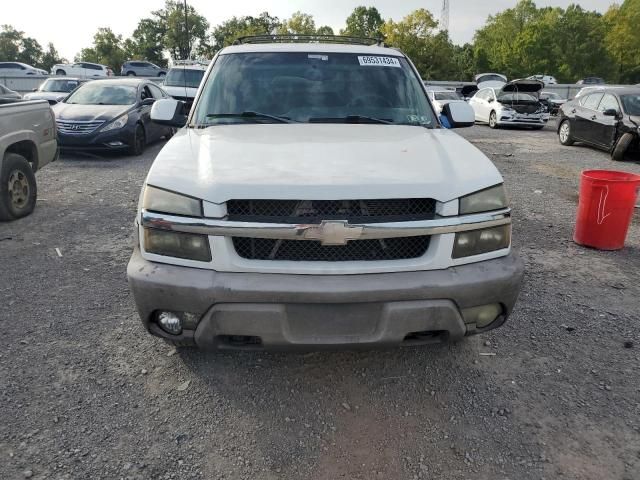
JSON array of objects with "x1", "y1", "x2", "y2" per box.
[{"x1": 127, "y1": 248, "x2": 524, "y2": 350}]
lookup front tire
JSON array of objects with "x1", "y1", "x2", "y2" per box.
[
  {"x1": 56, "y1": 69, "x2": 65, "y2": 76},
  {"x1": 129, "y1": 125, "x2": 146, "y2": 156},
  {"x1": 612, "y1": 133, "x2": 633, "y2": 161},
  {"x1": 126, "y1": 71, "x2": 136, "y2": 76},
  {"x1": 489, "y1": 111, "x2": 498, "y2": 129},
  {"x1": 0, "y1": 153, "x2": 37, "y2": 221},
  {"x1": 558, "y1": 120, "x2": 574, "y2": 146}
]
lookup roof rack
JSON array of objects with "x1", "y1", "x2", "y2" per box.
[{"x1": 233, "y1": 34, "x2": 386, "y2": 47}]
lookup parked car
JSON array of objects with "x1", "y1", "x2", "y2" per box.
[
  {"x1": 127, "y1": 37, "x2": 524, "y2": 351},
  {"x1": 0, "y1": 62, "x2": 47, "y2": 76},
  {"x1": 577, "y1": 77, "x2": 605, "y2": 85},
  {"x1": 23, "y1": 78, "x2": 87, "y2": 104},
  {"x1": 121, "y1": 61, "x2": 167, "y2": 77},
  {"x1": 162, "y1": 62, "x2": 207, "y2": 110},
  {"x1": 0, "y1": 100, "x2": 58, "y2": 220},
  {"x1": 0, "y1": 85, "x2": 22, "y2": 104},
  {"x1": 52, "y1": 78, "x2": 174, "y2": 155},
  {"x1": 51, "y1": 62, "x2": 113, "y2": 78},
  {"x1": 557, "y1": 87, "x2": 640, "y2": 161},
  {"x1": 528, "y1": 74, "x2": 558, "y2": 86},
  {"x1": 469, "y1": 79, "x2": 549, "y2": 129},
  {"x1": 426, "y1": 88, "x2": 466, "y2": 113},
  {"x1": 539, "y1": 91, "x2": 566, "y2": 115},
  {"x1": 475, "y1": 73, "x2": 507, "y2": 89}
]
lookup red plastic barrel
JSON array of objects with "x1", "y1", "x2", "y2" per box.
[{"x1": 574, "y1": 170, "x2": 640, "y2": 250}]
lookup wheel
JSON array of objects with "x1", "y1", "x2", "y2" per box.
[
  {"x1": 611, "y1": 133, "x2": 634, "y2": 161},
  {"x1": 56, "y1": 69, "x2": 65, "y2": 76},
  {"x1": 126, "y1": 71, "x2": 136, "y2": 76},
  {"x1": 489, "y1": 111, "x2": 498, "y2": 129},
  {"x1": 129, "y1": 125, "x2": 146, "y2": 156},
  {"x1": 0, "y1": 153, "x2": 37, "y2": 221},
  {"x1": 558, "y1": 120, "x2": 574, "y2": 146}
]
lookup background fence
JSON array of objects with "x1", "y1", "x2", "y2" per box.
[{"x1": 0, "y1": 75, "x2": 165, "y2": 94}]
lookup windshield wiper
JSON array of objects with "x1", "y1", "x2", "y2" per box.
[
  {"x1": 309, "y1": 115, "x2": 393, "y2": 125},
  {"x1": 205, "y1": 111, "x2": 293, "y2": 124}
]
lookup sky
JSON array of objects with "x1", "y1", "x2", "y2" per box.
[{"x1": 2, "y1": 0, "x2": 617, "y2": 61}]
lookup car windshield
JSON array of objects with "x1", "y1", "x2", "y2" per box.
[
  {"x1": 193, "y1": 52, "x2": 436, "y2": 127},
  {"x1": 40, "y1": 79, "x2": 80, "y2": 93},
  {"x1": 434, "y1": 91, "x2": 461, "y2": 101},
  {"x1": 65, "y1": 83, "x2": 137, "y2": 105},
  {"x1": 164, "y1": 68, "x2": 205, "y2": 88},
  {"x1": 620, "y1": 94, "x2": 640, "y2": 115},
  {"x1": 498, "y1": 92, "x2": 538, "y2": 102}
]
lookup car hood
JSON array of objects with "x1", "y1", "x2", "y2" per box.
[
  {"x1": 24, "y1": 92, "x2": 67, "y2": 102},
  {"x1": 501, "y1": 79, "x2": 544, "y2": 94},
  {"x1": 145, "y1": 124, "x2": 503, "y2": 205},
  {"x1": 52, "y1": 103, "x2": 131, "y2": 121}
]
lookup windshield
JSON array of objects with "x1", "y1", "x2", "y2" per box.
[
  {"x1": 434, "y1": 91, "x2": 461, "y2": 101},
  {"x1": 498, "y1": 92, "x2": 538, "y2": 102},
  {"x1": 165, "y1": 68, "x2": 205, "y2": 88},
  {"x1": 40, "y1": 79, "x2": 81, "y2": 93},
  {"x1": 621, "y1": 94, "x2": 640, "y2": 115},
  {"x1": 65, "y1": 83, "x2": 137, "y2": 105},
  {"x1": 193, "y1": 52, "x2": 436, "y2": 127}
]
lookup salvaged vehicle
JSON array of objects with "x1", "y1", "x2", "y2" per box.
[
  {"x1": 23, "y1": 77, "x2": 88, "y2": 105},
  {"x1": 52, "y1": 78, "x2": 174, "y2": 155},
  {"x1": 127, "y1": 36, "x2": 524, "y2": 350},
  {"x1": 0, "y1": 100, "x2": 58, "y2": 220},
  {"x1": 540, "y1": 91, "x2": 567, "y2": 115},
  {"x1": 426, "y1": 88, "x2": 466, "y2": 113},
  {"x1": 558, "y1": 87, "x2": 640, "y2": 161},
  {"x1": 469, "y1": 79, "x2": 549, "y2": 129},
  {"x1": 475, "y1": 73, "x2": 507, "y2": 89}
]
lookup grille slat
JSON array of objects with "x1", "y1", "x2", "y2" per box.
[
  {"x1": 233, "y1": 237, "x2": 431, "y2": 262},
  {"x1": 57, "y1": 120, "x2": 104, "y2": 135},
  {"x1": 227, "y1": 198, "x2": 436, "y2": 224}
]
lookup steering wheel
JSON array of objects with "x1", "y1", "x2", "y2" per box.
[{"x1": 348, "y1": 94, "x2": 393, "y2": 108}]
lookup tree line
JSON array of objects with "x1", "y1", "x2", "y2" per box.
[{"x1": 1, "y1": 0, "x2": 639, "y2": 83}]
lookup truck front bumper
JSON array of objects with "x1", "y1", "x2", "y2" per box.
[{"x1": 127, "y1": 248, "x2": 524, "y2": 350}]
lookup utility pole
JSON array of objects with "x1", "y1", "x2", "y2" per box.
[
  {"x1": 184, "y1": 0, "x2": 190, "y2": 60},
  {"x1": 440, "y1": 0, "x2": 450, "y2": 33}
]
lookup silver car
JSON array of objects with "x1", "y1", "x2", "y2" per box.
[
  {"x1": 0, "y1": 85, "x2": 22, "y2": 104},
  {"x1": 121, "y1": 61, "x2": 167, "y2": 77},
  {"x1": 0, "y1": 62, "x2": 47, "y2": 76}
]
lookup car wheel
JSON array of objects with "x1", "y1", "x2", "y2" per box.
[
  {"x1": 558, "y1": 120, "x2": 574, "y2": 146},
  {"x1": 611, "y1": 132, "x2": 634, "y2": 161},
  {"x1": 127, "y1": 71, "x2": 136, "y2": 76},
  {"x1": 56, "y1": 69, "x2": 65, "y2": 76},
  {"x1": 0, "y1": 153, "x2": 37, "y2": 221},
  {"x1": 129, "y1": 125, "x2": 146, "y2": 156},
  {"x1": 489, "y1": 111, "x2": 498, "y2": 129}
]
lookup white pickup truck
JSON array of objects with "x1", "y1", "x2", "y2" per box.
[
  {"x1": 0, "y1": 101, "x2": 58, "y2": 220},
  {"x1": 127, "y1": 37, "x2": 524, "y2": 350}
]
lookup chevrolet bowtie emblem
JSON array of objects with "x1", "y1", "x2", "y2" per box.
[{"x1": 302, "y1": 220, "x2": 364, "y2": 246}]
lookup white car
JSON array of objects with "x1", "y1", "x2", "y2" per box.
[
  {"x1": 426, "y1": 88, "x2": 466, "y2": 113},
  {"x1": 0, "y1": 62, "x2": 47, "y2": 76},
  {"x1": 127, "y1": 38, "x2": 524, "y2": 351},
  {"x1": 528, "y1": 74, "x2": 558, "y2": 86},
  {"x1": 475, "y1": 73, "x2": 508, "y2": 89},
  {"x1": 23, "y1": 78, "x2": 87, "y2": 104},
  {"x1": 162, "y1": 63, "x2": 208, "y2": 109},
  {"x1": 51, "y1": 62, "x2": 113, "y2": 78},
  {"x1": 469, "y1": 79, "x2": 549, "y2": 129}
]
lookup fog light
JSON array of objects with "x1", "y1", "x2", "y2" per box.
[
  {"x1": 462, "y1": 304, "x2": 503, "y2": 329},
  {"x1": 157, "y1": 311, "x2": 183, "y2": 335}
]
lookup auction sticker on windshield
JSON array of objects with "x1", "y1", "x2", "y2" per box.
[{"x1": 358, "y1": 56, "x2": 401, "y2": 68}]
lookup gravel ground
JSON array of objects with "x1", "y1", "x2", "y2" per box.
[{"x1": 1, "y1": 123, "x2": 639, "y2": 480}]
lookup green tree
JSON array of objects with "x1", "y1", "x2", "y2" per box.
[
  {"x1": 210, "y1": 12, "x2": 281, "y2": 51},
  {"x1": 342, "y1": 6, "x2": 384, "y2": 39},
  {"x1": 153, "y1": 0, "x2": 209, "y2": 60},
  {"x1": 0, "y1": 25, "x2": 43, "y2": 67},
  {"x1": 129, "y1": 18, "x2": 167, "y2": 66},
  {"x1": 604, "y1": 0, "x2": 640, "y2": 83},
  {"x1": 315, "y1": 26, "x2": 335, "y2": 36},
  {"x1": 76, "y1": 28, "x2": 127, "y2": 71},
  {"x1": 40, "y1": 42, "x2": 65, "y2": 72},
  {"x1": 277, "y1": 12, "x2": 316, "y2": 35}
]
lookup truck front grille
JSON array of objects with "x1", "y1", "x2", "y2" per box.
[
  {"x1": 232, "y1": 236, "x2": 431, "y2": 262},
  {"x1": 227, "y1": 199, "x2": 436, "y2": 224}
]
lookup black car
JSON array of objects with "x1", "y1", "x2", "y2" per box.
[
  {"x1": 53, "y1": 78, "x2": 174, "y2": 155},
  {"x1": 557, "y1": 87, "x2": 640, "y2": 161}
]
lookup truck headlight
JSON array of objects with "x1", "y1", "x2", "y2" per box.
[
  {"x1": 459, "y1": 185, "x2": 508, "y2": 215},
  {"x1": 100, "y1": 114, "x2": 129, "y2": 132},
  {"x1": 453, "y1": 225, "x2": 511, "y2": 259},
  {"x1": 142, "y1": 185, "x2": 202, "y2": 217},
  {"x1": 143, "y1": 228, "x2": 211, "y2": 262}
]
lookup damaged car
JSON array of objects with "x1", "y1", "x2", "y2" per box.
[
  {"x1": 558, "y1": 87, "x2": 640, "y2": 161},
  {"x1": 469, "y1": 79, "x2": 549, "y2": 129}
]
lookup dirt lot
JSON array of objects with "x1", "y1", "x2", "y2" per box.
[{"x1": 1, "y1": 123, "x2": 639, "y2": 480}]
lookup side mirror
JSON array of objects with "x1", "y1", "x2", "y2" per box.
[
  {"x1": 151, "y1": 98, "x2": 187, "y2": 127},
  {"x1": 141, "y1": 97, "x2": 156, "y2": 106},
  {"x1": 603, "y1": 108, "x2": 619, "y2": 118},
  {"x1": 441, "y1": 102, "x2": 475, "y2": 129}
]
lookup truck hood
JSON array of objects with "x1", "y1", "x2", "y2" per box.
[
  {"x1": 52, "y1": 103, "x2": 131, "y2": 121},
  {"x1": 145, "y1": 124, "x2": 503, "y2": 204}
]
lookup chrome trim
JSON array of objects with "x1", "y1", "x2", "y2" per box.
[{"x1": 141, "y1": 208, "x2": 511, "y2": 244}]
